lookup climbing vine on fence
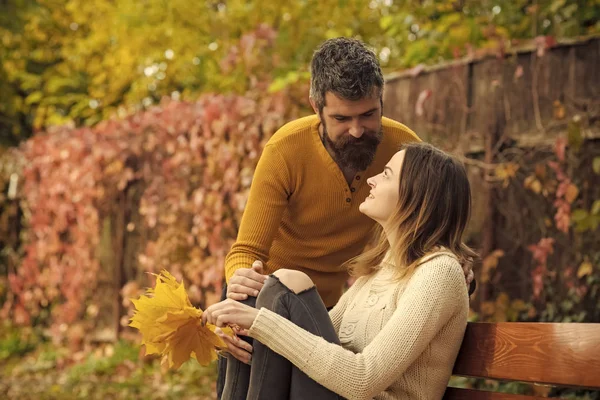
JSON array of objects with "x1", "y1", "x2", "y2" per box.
[
  {"x1": 2, "y1": 94, "x2": 294, "y2": 340},
  {"x1": 478, "y1": 121, "x2": 600, "y2": 324}
]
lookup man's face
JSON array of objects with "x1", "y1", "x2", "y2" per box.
[{"x1": 318, "y1": 91, "x2": 383, "y2": 171}]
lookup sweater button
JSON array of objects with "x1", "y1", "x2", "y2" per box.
[
  {"x1": 341, "y1": 323, "x2": 356, "y2": 335},
  {"x1": 346, "y1": 198, "x2": 351, "y2": 203},
  {"x1": 355, "y1": 176, "x2": 360, "y2": 180},
  {"x1": 367, "y1": 294, "x2": 379, "y2": 306},
  {"x1": 350, "y1": 188, "x2": 356, "y2": 192}
]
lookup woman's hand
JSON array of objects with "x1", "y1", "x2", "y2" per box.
[
  {"x1": 215, "y1": 326, "x2": 253, "y2": 365},
  {"x1": 202, "y1": 298, "x2": 260, "y2": 331}
]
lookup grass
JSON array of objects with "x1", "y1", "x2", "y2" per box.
[{"x1": 0, "y1": 329, "x2": 218, "y2": 400}]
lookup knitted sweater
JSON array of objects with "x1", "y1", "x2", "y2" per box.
[
  {"x1": 225, "y1": 115, "x2": 420, "y2": 307},
  {"x1": 249, "y1": 252, "x2": 469, "y2": 400}
]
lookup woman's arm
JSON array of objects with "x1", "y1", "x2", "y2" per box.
[{"x1": 248, "y1": 257, "x2": 467, "y2": 400}]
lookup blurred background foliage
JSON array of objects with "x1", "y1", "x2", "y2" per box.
[
  {"x1": 1, "y1": 0, "x2": 599, "y2": 145},
  {"x1": 1, "y1": 0, "x2": 600, "y2": 399}
]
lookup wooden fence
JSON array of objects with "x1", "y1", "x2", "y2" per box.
[{"x1": 383, "y1": 36, "x2": 600, "y2": 307}]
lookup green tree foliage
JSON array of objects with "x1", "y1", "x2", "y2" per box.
[
  {"x1": 382, "y1": 0, "x2": 600, "y2": 66},
  {"x1": 0, "y1": 0, "x2": 389, "y2": 143},
  {"x1": 384, "y1": 1, "x2": 599, "y2": 65},
  {"x1": 1, "y1": 0, "x2": 599, "y2": 144}
]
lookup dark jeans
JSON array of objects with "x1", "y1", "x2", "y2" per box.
[{"x1": 216, "y1": 276, "x2": 342, "y2": 400}]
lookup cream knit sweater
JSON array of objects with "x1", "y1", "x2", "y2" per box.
[{"x1": 248, "y1": 252, "x2": 469, "y2": 400}]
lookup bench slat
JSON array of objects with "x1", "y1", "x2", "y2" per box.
[
  {"x1": 452, "y1": 322, "x2": 600, "y2": 388},
  {"x1": 443, "y1": 388, "x2": 545, "y2": 400}
]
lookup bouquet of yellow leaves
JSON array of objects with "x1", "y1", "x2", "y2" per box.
[{"x1": 129, "y1": 270, "x2": 233, "y2": 370}]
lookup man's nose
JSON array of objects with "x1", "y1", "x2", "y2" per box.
[{"x1": 348, "y1": 121, "x2": 365, "y2": 138}]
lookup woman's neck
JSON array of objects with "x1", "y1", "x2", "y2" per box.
[{"x1": 382, "y1": 223, "x2": 397, "y2": 250}]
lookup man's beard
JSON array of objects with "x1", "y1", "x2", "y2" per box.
[{"x1": 322, "y1": 121, "x2": 383, "y2": 171}]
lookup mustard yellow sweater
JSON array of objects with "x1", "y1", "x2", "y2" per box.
[
  {"x1": 249, "y1": 252, "x2": 469, "y2": 400},
  {"x1": 225, "y1": 115, "x2": 420, "y2": 307}
]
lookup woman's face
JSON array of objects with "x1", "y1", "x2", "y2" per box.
[{"x1": 359, "y1": 150, "x2": 405, "y2": 224}]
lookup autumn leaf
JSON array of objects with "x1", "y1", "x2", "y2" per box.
[
  {"x1": 514, "y1": 65, "x2": 523, "y2": 79},
  {"x1": 554, "y1": 136, "x2": 567, "y2": 162},
  {"x1": 129, "y1": 271, "x2": 194, "y2": 352},
  {"x1": 553, "y1": 100, "x2": 565, "y2": 120},
  {"x1": 553, "y1": 200, "x2": 571, "y2": 233},
  {"x1": 155, "y1": 314, "x2": 227, "y2": 369},
  {"x1": 104, "y1": 160, "x2": 124, "y2": 175},
  {"x1": 531, "y1": 265, "x2": 545, "y2": 300},
  {"x1": 524, "y1": 175, "x2": 542, "y2": 194},
  {"x1": 592, "y1": 200, "x2": 600, "y2": 216},
  {"x1": 564, "y1": 184, "x2": 579, "y2": 204},
  {"x1": 495, "y1": 163, "x2": 519, "y2": 187},
  {"x1": 415, "y1": 89, "x2": 432, "y2": 117},
  {"x1": 481, "y1": 249, "x2": 504, "y2": 284},
  {"x1": 593, "y1": 157, "x2": 600, "y2": 175},
  {"x1": 528, "y1": 237, "x2": 555, "y2": 265},
  {"x1": 129, "y1": 270, "x2": 233, "y2": 369},
  {"x1": 577, "y1": 262, "x2": 593, "y2": 279}
]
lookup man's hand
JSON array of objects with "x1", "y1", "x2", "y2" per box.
[
  {"x1": 463, "y1": 262, "x2": 476, "y2": 295},
  {"x1": 465, "y1": 268, "x2": 474, "y2": 286},
  {"x1": 215, "y1": 326, "x2": 253, "y2": 365},
  {"x1": 227, "y1": 260, "x2": 268, "y2": 301}
]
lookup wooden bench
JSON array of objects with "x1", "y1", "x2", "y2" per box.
[{"x1": 444, "y1": 322, "x2": 600, "y2": 399}]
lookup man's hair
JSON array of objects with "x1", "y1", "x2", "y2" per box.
[{"x1": 310, "y1": 37, "x2": 384, "y2": 112}]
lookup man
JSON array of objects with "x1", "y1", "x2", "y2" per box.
[
  {"x1": 225, "y1": 37, "x2": 420, "y2": 305},
  {"x1": 217, "y1": 37, "x2": 472, "y2": 397}
]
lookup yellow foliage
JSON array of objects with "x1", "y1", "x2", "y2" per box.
[
  {"x1": 495, "y1": 163, "x2": 519, "y2": 188},
  {"x1": 129, "y1": 270, "x2": 233, "y2": 369},
  {"x1": 553, "y1": 100, "x2": 566, "y2": 120},
  {"x1": 510, "y1": 299, "x2": 528, "y2": 311},
  {"x1": 481, "y1": 301, "x2": 495, "y2": 316},
  {"x1": 481, "y1": 249, "x2": 504, "y2": 284},
  {"x1": 577, "y1": 261, "x2": 593, "y2": 278},
  {"x1": 565, "y1": 184, "x2": 579, "y2": 204},
  {"x1": 524, "y1": 175, "x2": 542, "y2": 194}
]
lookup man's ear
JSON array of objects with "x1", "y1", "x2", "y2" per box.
[{"x1": 309, "y1": 97, "x2": 320, "y2": 118}]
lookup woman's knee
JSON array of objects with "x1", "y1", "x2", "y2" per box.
[{"x1": 272, "y1": 269, "x2": 314, "y2": 294}]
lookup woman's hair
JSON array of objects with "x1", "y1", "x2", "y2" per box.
[{"x1": 347, "y1": 142, "x2": 477, "y2": 280}]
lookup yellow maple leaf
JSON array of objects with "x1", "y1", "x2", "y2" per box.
[
  {"x1": 129, "y1": 270, "x2": 233, "y2": 369},
  {"x1": 156, "y1": 317, "x2": 228, "y2": 369},
  {"x1": 129, "y1": 271, "x2": 192, "y2": 354}
]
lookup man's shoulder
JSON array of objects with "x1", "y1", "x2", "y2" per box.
[
  {"x1": 381, "y1": 117, "x2": 420, "y2": 143},
  {"x1": 267, "y1": 115, "x2": 319, "y2": 147}
]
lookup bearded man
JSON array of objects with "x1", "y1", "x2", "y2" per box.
[{"x1": 224, "y1": 37, "x2": 421, "y2": 306}]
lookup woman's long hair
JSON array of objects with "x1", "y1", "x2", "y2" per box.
[{"x1": 347, "y1": 142, "x2": 478, "y2": 280}]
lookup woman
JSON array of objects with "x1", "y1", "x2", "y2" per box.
[{"x1": 203, "y1": 142, "x2": 477, "y2": 400}]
